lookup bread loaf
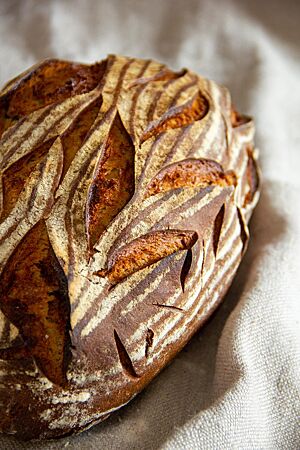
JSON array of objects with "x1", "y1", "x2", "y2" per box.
[{"x1": 0, "y1": 55, "x2": 260, "y2": 439}]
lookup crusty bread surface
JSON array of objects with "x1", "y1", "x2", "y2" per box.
[{"x1": 0, "y1": 55, "x2": 260, "y2": 439}]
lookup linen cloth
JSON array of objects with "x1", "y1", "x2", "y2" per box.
[{"x1": 0, "y1": 0, "x2": 299, "y2": 448}]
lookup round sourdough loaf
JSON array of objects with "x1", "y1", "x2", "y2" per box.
[{"x1": 0, "y1": 55, "x2": 260, "y2": 439}]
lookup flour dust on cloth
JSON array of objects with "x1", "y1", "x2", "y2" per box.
[{"x1": 0, "y1": 0, "x2": 299, "y2": 449}]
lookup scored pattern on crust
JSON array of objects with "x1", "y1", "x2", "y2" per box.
[{"x1": 0, "y1": 55, "x2": 259, "y2": 439}]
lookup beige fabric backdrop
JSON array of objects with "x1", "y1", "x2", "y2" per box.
[{"x1": 0, "y1": 0, "x2": 299, "y2": 448}]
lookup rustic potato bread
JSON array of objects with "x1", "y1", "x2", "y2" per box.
[{"x1": 0, "y1": 55, "x2": 260, "y2": 439}]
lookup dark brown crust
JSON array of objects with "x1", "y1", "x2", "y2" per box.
[
  {"x1": 0, "y1": 59, "x2": 107, "y2": 138},
  {"x1": 212, "y1": 204, "x2": 225, "y2": 257},
  {"x1": 95, "y1": 230, "x2": 198, "y2": 285},
  {"x1": 86, "y1": 112, "x2": 135, "y2": 251},
  {"x1": 140, "y1": 92, "x2": 209, "y2": 143},
  {"x1": 243, "y1": 147, "x2": 260, "y2": 207},
  {"x1": 128, "y1": 68, "x2": 187, "y2": 88},
  {"x1": 236, "y1": 207, "x2": 249, "y2": 255},
  {"x1": 0, "y1": 138, "x2": 56, "y2": 221},
  {"x1": 0, "y1": 221, "x2": 71, "y2": 385},
  {"x1": 180, "y1": 248, "x2": 193, "y2": 292},
  {"x1": 0, "y1": 55, "x2": 260, "y2": 440},
  {"x1": 113, "y1": 329, "x2": 140, "y2": 378},
  {"x1": 231, "y1": 107, "x2": 252, "y2": 128},
  {"x1": 146, "y1": 158, "x2": 237, "y2": 197}
]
